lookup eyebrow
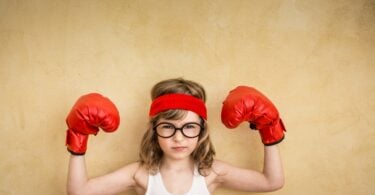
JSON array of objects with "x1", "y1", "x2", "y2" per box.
[{"x1": 157, "y1": 121, "x2": 201, "y2": 125}]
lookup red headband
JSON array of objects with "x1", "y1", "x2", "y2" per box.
[{"x1": 149, "y1": 93, "x2": 207, "y2": 120}]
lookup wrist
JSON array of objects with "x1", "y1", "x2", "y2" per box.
[
  {"x1": 67, "y1": 148, "x2": 86, "y2": 155},
  {"x1": 263, "y1": 135, "x2": 284, "y2": 146},
  {"x1": 66, "y1": 129, "x2": 88, "y2": 155},
  {"x1": 259, "y1": 119, "x2": 286, "y2": 146}
]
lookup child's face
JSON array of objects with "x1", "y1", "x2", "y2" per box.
[{"x1": 156, "y1": 111, "x2": 200, "y2": 161}]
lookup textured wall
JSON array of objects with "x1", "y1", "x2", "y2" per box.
[{"x1": 0, "y1": 0, "x2": 374, "y2": 194}]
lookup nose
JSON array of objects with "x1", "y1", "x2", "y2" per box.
[{"x1": 173, "y1": 129, "x2": 185, "y2": 142}]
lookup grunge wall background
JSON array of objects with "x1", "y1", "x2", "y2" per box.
[{"x1": 0, "y1": 0, "x2": 374, "y2": 194}]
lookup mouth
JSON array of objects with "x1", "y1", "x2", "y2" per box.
[{"x1": 171, "y1": 146, "x2": 188, "y2": 152}]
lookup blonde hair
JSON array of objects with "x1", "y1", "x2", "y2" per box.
[{"x1": 139, "y1": 78, "x2": 215, "y2": 176}]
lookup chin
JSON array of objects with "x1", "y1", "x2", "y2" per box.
[{"x1": 166, "y1": 151, "x2": 193, "y2": 160}]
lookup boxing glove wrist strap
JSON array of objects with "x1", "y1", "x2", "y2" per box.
[{"x1": 149, "y1": 93, "x2": 207, "y2": 120}]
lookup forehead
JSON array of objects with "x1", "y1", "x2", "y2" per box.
[{"x1": 158, "y1": 111, "x2": 200, "y2": 124}]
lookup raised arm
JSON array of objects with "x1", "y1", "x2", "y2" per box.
[
  {"x1": 68, "y1": 155, "x2": 88, "y2": 194},
  {"x1": 213, "y1": 145, "x2": 283, "y2": 192},
  {"x1": 263, "y1": 145, "x2": 284, "y2": 190},
  {"x1": 65, "y1": 93, "x2": 137, "y2": 195},
  {"x1": 214, "y1": 86, "x2": 286, "y2": 192},
  {"x1": 67, "y1": 155, "x2": 139, "y2": 195}
]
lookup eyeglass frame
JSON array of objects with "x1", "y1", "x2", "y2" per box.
[{"x1": 153, "y1": 121, "x2": 204, "y2": 138}]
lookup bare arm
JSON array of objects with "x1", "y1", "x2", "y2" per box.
[
  {"x1": 214, "y1": 145, "x2": 284, "y2": 192},
  {"x1": 217, "y1": 85, "x2": 286, "y2": 192},
  {"x1": 263, "y1": 145, "x2": 284, "y2": 190},
  {"x1": 67, "y1": 155, "x2": 88, "y2": 194},
  {"x1": 67, "y1": 155, "x2": 139, "y2": 195}
]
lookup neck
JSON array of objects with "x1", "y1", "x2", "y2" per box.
[{"x1": 160, "y1": 156, "x2": 195, "y2": 172}]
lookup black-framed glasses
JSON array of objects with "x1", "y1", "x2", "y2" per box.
[{"x1": 153, "y1": 122, "x2": 203, "y2": 138}]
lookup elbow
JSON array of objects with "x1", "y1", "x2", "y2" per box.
[
  {"x1": 268, "y1": 177, "x2": 284, "y2": 191},
  {"x1": 67, "y1": 189, "x2": 76, "y2": 195},
  {"x1": 67, "y1": 185, "x2": 88, "y2": 195},
  {"x1": 271, "y1": 182, "x2": 284, "y2": 191},
  {"x1": 67, "y1": 184, "x2": 74, "y2": 195},
  {"x1": 67, "y1": 189, "x2": 88, "y2": 195},
  {"x1": 67, "y1": 187, "x2": 80, "y2": 195}
]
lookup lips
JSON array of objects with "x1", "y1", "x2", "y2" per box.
[{"x1": 171, "y1": 146, "x2": 188, "y2": 152}]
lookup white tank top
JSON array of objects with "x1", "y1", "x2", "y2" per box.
[{"x1": 145, "y1": 167, "x2": 210, "y2": 195}]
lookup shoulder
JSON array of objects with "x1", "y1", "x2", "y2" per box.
[
  {"x1": 131, "y1": 162, "x2": 149, "y2": 189},
  {"x1": 109, "y1": 162, "x2": 149, "y2": 187},
  {"x1": 108, "y1": 162, "x2": 149, "y2": 193},
  {"x1": 118, "y1": 162, "x2": 148, "y2": 180},
  {"x1": 204, "y1": 159, "x2": 230, "y2": 191},
  {"x1": 115, "y1": 161, "x2": 142, "y2": 176},
  {"x1": 211, "y1": 159, "x2": 231, "y2": 176}
]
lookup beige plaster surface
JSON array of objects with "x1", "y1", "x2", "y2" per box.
[{"x1": 0, "y1": 0, "x2": 374, "y2": 194}]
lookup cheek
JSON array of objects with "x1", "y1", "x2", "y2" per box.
[
  {"x1": 157, "y1": 137, "x2": 169, "y2": 151},
  {"x1": 188, "y1": 138, "x2": 199, "y2": 149}
]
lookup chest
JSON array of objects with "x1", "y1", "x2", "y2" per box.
[
  {"x1": 136, "y1": 169, "x2": 219, "y2": 195},
  {"x1": 161, "y1": 171, "x2": 194, "y2": 194}
]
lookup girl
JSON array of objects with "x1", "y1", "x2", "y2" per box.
[{"x1": 66, "y1": 78, "x2": 285, "y2": 195}]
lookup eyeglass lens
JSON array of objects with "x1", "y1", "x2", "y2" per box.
[{"x1": 154, "y1": 122, "x2": 202, "y2": 138}]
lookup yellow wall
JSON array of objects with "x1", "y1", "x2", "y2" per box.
[{"x1": 1, "y1": 0, "x2": 374, "y2": 194}]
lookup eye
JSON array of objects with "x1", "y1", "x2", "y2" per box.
[
  {"x1": 184, "y1": 124, "x2": 196, "y2": 129},
  {"x1": 183, "y1": 123, "x2": 201, "y2": 130},
  {"x1": 160, "y1": 124, "x2": 174, "y2": 129}
]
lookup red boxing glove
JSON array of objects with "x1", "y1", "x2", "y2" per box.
[
  {"x1": 65, "y1": 93, "x2": 120, "y2": 155},
  {"x1": 221, "y1": 86, "x2": 286, "y2": 145}
]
